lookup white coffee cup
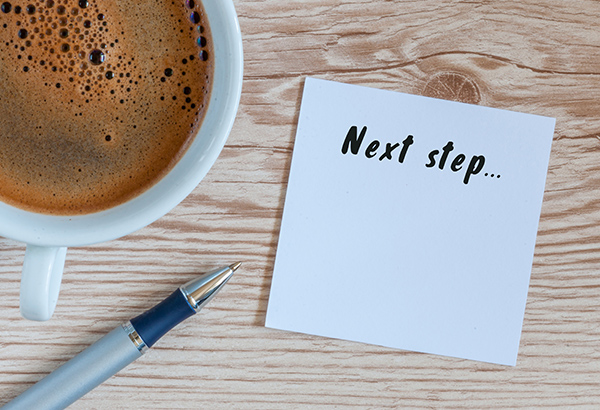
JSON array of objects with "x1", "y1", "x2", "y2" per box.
[{"x1": 1, "y1": 0, "x2": 243, "y2": 321}]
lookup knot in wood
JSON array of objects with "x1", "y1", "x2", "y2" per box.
[{"x1": 422, "y1": 72, "x2": 481, "y2": 105}]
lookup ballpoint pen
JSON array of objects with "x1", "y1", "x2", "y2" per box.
[{"x1": 3, "y1": 262, "x2": 241, "y2": 410}]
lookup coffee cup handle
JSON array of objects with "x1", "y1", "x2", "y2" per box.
[{"x1": 20, "y1": 245, "x2": 68, "y2": 321}]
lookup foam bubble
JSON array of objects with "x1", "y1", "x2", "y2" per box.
[{"x1": 89, "y1": 49, "x2": 104, "y2": 65}]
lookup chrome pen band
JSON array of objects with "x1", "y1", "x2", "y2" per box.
[
  {"x1": 180, "y1": 286, "x2": 203, "y2": 311},
  {"x1": 179, "y1": 262, "x2": 239, "y2": 311},
  {"x1": 122, "y1": 321, "x2": 148, "y2": 354}
]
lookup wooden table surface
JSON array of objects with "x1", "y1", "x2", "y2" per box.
[{"x1": 2, "y1": 0, "x2": 600, "y2": 408}]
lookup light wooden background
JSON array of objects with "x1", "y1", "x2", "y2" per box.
[{"x1": 2, "y1": 0, "x2": 600, "y2": 408}]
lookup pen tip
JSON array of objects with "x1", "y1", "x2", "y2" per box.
[{"x1": 229, "y1": 262, "x2": 242, "y2": 272}]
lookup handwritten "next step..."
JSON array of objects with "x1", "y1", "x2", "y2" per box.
[{"x1": 341, "y1": 125, "x2": 501, "y2": 185}]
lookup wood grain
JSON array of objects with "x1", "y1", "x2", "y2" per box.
[{"x1": 2, "y1": 0, "x2": 600, "y2": 408}]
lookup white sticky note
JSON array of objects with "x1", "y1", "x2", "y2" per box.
[{"x1": 266, "y1": 77, "x2": 555, "y2": 366}]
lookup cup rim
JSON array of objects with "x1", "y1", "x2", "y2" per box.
[{"x1": 0, "y1": 0, "x2": 243, "y2": 247}]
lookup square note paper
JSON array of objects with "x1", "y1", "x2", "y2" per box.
[{"x1": 266, "y1": 77, "x2": 555, "y2": 366}]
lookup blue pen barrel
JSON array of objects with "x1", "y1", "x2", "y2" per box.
[
  {"x1": 4, "y1": 265, "x2": 237, "y2": 409},
  {"x1": 130, "y1": 288, "x2": 196, "y2": 347}
]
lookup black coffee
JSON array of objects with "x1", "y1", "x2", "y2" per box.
[{"x1": 0, "y1": 0, "x2": 213, "y2": 214}]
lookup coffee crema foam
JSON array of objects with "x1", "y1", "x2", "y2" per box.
[{"x1": 0, "y1": 0, "x2": 213, "y2": 214}]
